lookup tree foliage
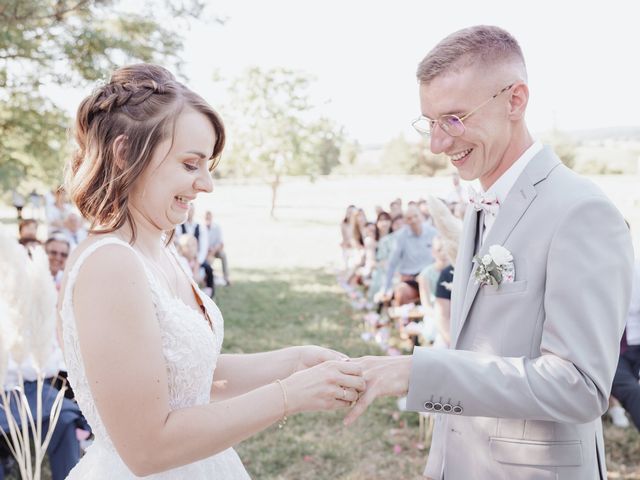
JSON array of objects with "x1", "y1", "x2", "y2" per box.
[
  {"x1": 0, "y1": 0, "x2": 216, "y2": 194},
  {"x1": 542, "y1": 130, "x2": 577, "y2": 170},
  {"x1": 380, "y1": 135, "x2": 448, "y2": 175},
  {"x1": 220, "y1": 67, "x2": 348, "y2": 216}
]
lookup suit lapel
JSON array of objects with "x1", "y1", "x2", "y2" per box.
[
  {"x1": 449, "y1": 204, "x2": 478, "y2": 347},
  {"x1": 452, "y1": 147, "x2": 562, "y2": 348}
]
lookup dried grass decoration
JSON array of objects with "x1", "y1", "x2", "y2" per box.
[{"x1": 0, "y1": 233, "x2": 66, "y2": 480}]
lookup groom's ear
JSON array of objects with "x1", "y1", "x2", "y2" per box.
[{"x1": 508, "y1": 82, "x2": 529, "y2": 121}]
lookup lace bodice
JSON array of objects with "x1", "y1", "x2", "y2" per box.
[{"x1": 60, "y1": 237, "x2": 249, "y2": 479}]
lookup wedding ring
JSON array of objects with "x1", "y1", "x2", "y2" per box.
[{"x1": 341, "y1": 387, "x2": 347, "y2": 400}]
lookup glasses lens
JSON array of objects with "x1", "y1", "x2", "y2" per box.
[
  {"x1": 439, "y1": 115, "x2": 465, "y2": 137},
  {"x1": 412, "y1": 117, "x2": 432, "y2": 136}
]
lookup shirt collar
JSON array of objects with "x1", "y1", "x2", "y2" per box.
[{"x1": 483, "y1": 141, "x2": 543, "y2": 204}]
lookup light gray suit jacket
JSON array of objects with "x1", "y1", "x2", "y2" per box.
[{"x1": 406, "y1": 147, "x2": 634, "y2": 480}]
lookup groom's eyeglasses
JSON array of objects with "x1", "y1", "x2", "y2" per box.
[{"x1": 412, "y1": 84, "x2": 514, "y2": 138}]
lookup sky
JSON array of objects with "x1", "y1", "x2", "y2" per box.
[{"x1": 52, "y1": 0, "x2": 640, "y2": 146}]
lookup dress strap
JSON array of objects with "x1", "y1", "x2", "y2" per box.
[{"x1": 65, "y1": 237, "x2": 136, "y2": 288}]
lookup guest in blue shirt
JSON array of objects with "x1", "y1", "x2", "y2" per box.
[{"x1": 383, "y1": 206, "x2": 437, "y2": 306}]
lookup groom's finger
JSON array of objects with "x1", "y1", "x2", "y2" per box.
[{"x1": 343, "y1": 387, "x2": 376, "y2": 426}]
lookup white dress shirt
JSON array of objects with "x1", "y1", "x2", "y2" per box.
[{"x1": 481, "y1": 141, "x2": 543, "y2": 242}]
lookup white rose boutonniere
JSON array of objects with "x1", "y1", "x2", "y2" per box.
[{"x1": 473, "y1": 245, "x2": 515, "y2": 287}]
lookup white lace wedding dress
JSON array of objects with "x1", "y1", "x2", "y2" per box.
[{"x1": 60, "y1": 237, "x2": 251, "y2": 478}]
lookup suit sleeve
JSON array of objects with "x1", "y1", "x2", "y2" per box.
[{"x1": 406, "y1": 195, "x2": 634, "y2": 423}]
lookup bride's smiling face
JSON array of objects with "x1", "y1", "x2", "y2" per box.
[{"x1": 129, "y1": 107, "x2": 216, "y2": 231}]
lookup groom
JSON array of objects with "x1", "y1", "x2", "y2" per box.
[{"x1": 345, "y1": 25, "x2": 634, "y2": 479}]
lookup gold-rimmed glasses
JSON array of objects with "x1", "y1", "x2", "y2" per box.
[{"x1": 412, "y1": 84, "x2": 514, "y2": 138}]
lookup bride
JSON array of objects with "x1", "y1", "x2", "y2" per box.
[{"x1": 58, "y1": 63, "x2": 365, "y2": 478}]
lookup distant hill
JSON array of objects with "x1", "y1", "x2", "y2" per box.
[{"x1": 562, "y1": 126, "x2": 640, "y2": 142}]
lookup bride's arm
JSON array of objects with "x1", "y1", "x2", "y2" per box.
[
  {"x1": 73, "y1": 245, "x2": 364, "y2": 477},
  {"x1": 213, "y1": 346, "x2": 348, "y2": 401}
]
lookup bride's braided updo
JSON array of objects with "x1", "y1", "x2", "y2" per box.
[{"x1": 66, "y1": 63, "x2": 225, "y2": 240}]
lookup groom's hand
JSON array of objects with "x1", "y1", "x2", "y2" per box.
[
  {"x1": 294, "y1": 345, "x2": 350, "y2": 372},
  {"x1": 343, "y1": 355, "x2": 412, "y2": 426}
]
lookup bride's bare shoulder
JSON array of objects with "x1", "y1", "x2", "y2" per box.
[{"x1": 60, "y1": 235, "x2": 144, "y2": 301}]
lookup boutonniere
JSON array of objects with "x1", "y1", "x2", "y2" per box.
[{"x1": 473, "y1": 245, "x2": 515, "y2": 287}]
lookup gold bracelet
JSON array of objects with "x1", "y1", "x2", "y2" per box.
[{"x1": 275, "y1": 379, "x2": 288, "y2": 428}]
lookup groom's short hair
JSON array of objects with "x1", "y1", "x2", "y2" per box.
[{"x1": 416, "y1": 25, "x2": 526, "y2": 84}]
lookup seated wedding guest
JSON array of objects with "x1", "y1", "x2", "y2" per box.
[
  {"x1": 383, "y1": 206, "x2": 437, "y2": 307},
  {"x1": 417, "y1": 199, "x2": 433, "y2": 226},
  {"x1": 1, "y1": 347, "x2": 91, "y2": 480},
  {"x1": 62, "y1": 212, "x2": 88, "y2": 250},
  {"x1": 351, "y1": 208, "x2": 367, "y2": 248},
  {"x1": 373, "y1": 214, "x2": 405, "y2": 304},
  {"x1": 417, "y1": 236, "x2": 447, "y2": 310},
  {"x1": 391, "y1": 214, "x2": 405, "y2": 234},
  {"x1": 205, "y1": 210, "x2": 230, "y2": 286},
  {"x1": 433, "y1": 264, "x2": 454, "y2": 347},
  {"x1": 177, "y1": 203, "x2": 214, "y2": 294},
  {"x1": 389, "y1": 198, "x2": 403, "y2": 219},
  {"x1": 368, "y1": 211, "x2": 393, "y2": 301},
  {"x1": 349, "y1": 222, "x2": 377, "y2": 289},
  {"x1": 45, "y1": 234, "x2": 71, "y2": 290},
  {"x1": 345, "y1": 208, "x2": 367, "y2": 279},
  {"x1": 45, "y1": 188, "x2": 72, "y2": 235},
  {"x1": 177, "y1": 233, "x2": 212, "y2": 297},
  {"x1": 18, "y1": 218, "x2": 39, "y2": 241},
  {"x1": 610, "y1": 252, "x2": 640, "y2": 430},
  {"x1": 340, "y1": 205, "x2": 356, "y2": 271}
]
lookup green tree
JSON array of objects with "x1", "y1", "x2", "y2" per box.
[
  {"x1": 221, "y1": 67, "x2": 347, "y2": 217},
  {"x1": 0, "y1": 0, "x2": 220, "y2": 194},
  {"x1": 380, "y1": 135, "x2": 447, "y2": 175},
  {"x1": 380, "y1": 134, "x2": 418, "y2": 173},
  {"x1": 542, "y1": 130, "x2": 577, "y2": 170}
]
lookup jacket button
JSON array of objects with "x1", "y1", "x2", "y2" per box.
[
  {"x1": 433, "y1": 402, "x2": 442, "y2": 411},
  {"x1": 443, "y1": 403, "x2": 452, "y2": 413},
  {"x1": 424, "y1": 401, "x2": 434, "y2": 410},
  {"x1": 453, "y1": 405, "x2": 463, "y2": 414}
]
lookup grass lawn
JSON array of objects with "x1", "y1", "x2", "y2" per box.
[
  {"x1": 217, "y1": 267, "x2": 640, "y2": 479},
  {"x1": 217, "y1": 267, "x2": 428, "y2": 479}
]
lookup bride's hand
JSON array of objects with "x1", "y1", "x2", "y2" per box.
[
  {"x1": 282, "y1": 360, "x2": 365, "y2": 414},
  {"x1": 293, "y1": 345, "x2": 349, "y2": 372}
]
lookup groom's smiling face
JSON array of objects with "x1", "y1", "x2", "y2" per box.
[{"x1": 419, "y1": 62, "x2": 524, "y2": 190}]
